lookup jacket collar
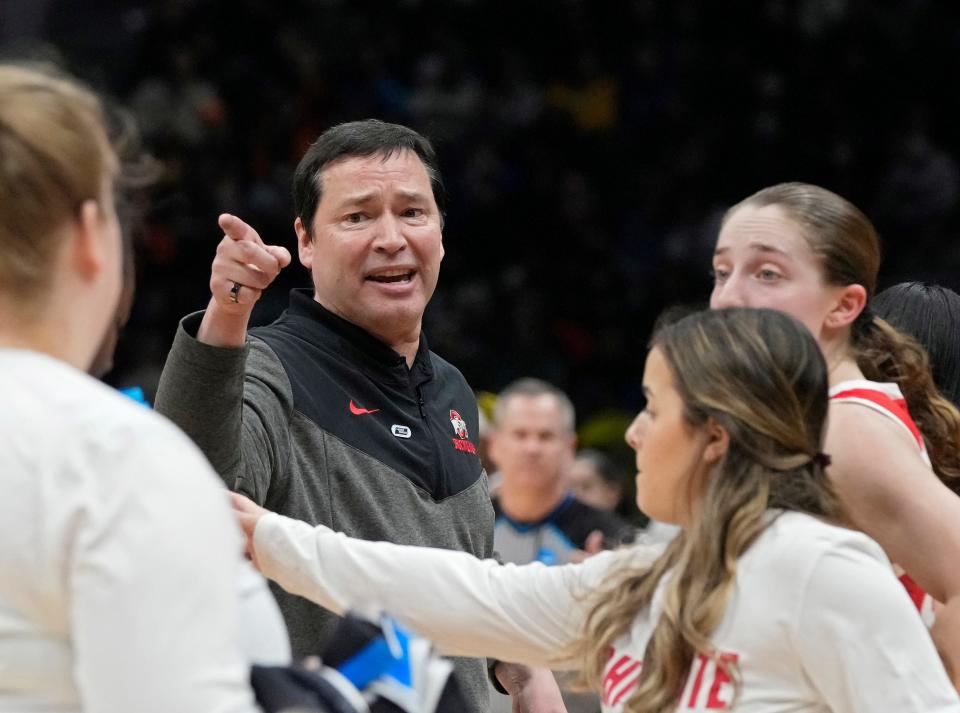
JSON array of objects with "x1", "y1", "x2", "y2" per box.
[{"x1": 286, "y1": 289, "x2": 434, "y2": 384}]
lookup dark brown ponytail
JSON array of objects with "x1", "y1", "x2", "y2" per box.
[{"x1": 854, "y1": 312, "x2": 960, "y2": 495}]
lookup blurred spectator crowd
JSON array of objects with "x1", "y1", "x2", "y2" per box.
[{"x1": 3, "y1": 0, "x2": 960, "y2": 459}]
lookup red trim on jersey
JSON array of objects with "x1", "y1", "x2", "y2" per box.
[
  {"x1": 830, "y1": 388, "x2": 924, "y2": 450},
  {"x1": 899, "y1": 573, "x2": 927, "y2": 611},
  {"x1": 832, "y1": 387, "x2": 932, "y2": 620}
]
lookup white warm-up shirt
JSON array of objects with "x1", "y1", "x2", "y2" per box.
[
  {"x1": 254, "y1": 508, "x2": 960, "y2": 712},
  {"x1": 0, "y1": 350, "x2": 260, "y2": 713}
]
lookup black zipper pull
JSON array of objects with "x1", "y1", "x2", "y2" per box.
[{"x1": 417, "y1": 387, "x2": 426, "y2": 418}]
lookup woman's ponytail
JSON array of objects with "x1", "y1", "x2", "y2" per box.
[{"x1": 854, "y1": 314, "x2": 960, "y2": 495}]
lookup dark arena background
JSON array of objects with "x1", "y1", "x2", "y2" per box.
[{"x1": 3, "y1": 0, "x2": 959, "y2": 475}]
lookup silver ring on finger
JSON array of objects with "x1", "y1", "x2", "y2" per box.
[{"x1": 229, "y1": 281, "x2": 242, "y2": 304}]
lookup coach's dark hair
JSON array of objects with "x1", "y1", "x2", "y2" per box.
[{"x1": 293, "y1": 119, "x2": 445, "y2": 236}]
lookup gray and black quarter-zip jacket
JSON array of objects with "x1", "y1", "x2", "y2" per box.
[{"x1": 156, "y1": 288, "x2": 495, "y2": 713}]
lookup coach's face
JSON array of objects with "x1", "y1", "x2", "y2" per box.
[{"x1": 296, "y1": 149, "x2": 444, "y2": 346}]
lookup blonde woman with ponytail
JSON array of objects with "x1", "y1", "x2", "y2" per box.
[
  {"x1": 710, "y1": 182, "x2": 960, "y2": 681},
  {"x1": 0, "y1": 64, "x2": 261, "y2": 711},
  {"x1": 233, "y1": 308, "x2": 958, "y2": 712}
]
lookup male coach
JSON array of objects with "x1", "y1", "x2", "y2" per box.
[{"x1": 155, "y1": 120, "x2": 562, "y2": 713}]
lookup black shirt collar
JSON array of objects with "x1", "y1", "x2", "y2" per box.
[{"x1": 286, "y1": 288, "x2": 433, "y2": 383}]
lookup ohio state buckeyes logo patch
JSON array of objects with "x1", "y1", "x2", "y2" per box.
[
  {"x1": 449, "y1": 409, "x2": 476, "y2": 454},
  {"x1": 449, "y1": 410, "x2": 468, "y2": 439}
]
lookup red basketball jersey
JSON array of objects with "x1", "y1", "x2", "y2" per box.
[{"x1": 830, "y1": 380, "x2": 936, "y2": 627}]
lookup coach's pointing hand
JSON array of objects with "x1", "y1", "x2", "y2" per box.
[{"x1": 198, "y1": 214, "x2": 292, "y2": 347}]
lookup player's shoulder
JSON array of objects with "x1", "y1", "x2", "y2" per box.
[
  {"x1": 828, "y1": 378, "x2": 919, "y2": 443},
  {"x1": 742, "y1": 512, "x2": 889, "y2": 581},
  {"x1": 828, "y1": 380, "x2": 916, "y2": 435},
  {"x1": 1, "y1": 350, "x2": 148, "y2": 433},
  {"x1": 1, "y1": 351, "x2": 217, "y2": 489},
  {"x1": 825, "y1": 397, "x2": 926, "y2": 479}
]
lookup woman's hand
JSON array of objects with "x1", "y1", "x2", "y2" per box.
[{"x1": 230, "y1": 491, "x2": 269, "y2": 568}]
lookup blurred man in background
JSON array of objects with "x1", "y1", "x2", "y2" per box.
[{"x1": 490, "y1": 378, "x2": 628, "y2": 566}]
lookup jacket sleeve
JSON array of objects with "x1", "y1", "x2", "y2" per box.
[
  {"x1": 796, "y1": 541, "x2": 960, "y2": 712},
  {"x1": 155, "y1": 312, "x2": 293, "y2": 504},
  {"x1": 253, "y1": 512, "x2": 659, "y2": 669}
]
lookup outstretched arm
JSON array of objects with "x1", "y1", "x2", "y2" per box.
[{"x1": 232, "y1": 493, "x2": 654, "y2": 669}]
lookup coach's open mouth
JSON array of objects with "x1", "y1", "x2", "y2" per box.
[{"x1": 366, "y1": 269, "x2": 416, "y2": 284}]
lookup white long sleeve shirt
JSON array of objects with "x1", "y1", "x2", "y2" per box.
[
  {"x1": 254, "y1": 508, "x2": 960, "y2": 712},
  {"x1": 0, "y1": 350, "x2": 259, "y2": 712}
]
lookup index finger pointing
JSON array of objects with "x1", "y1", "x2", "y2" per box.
[{"x1": 218, "y1": 213, "x2": 264, "y2": 246}]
